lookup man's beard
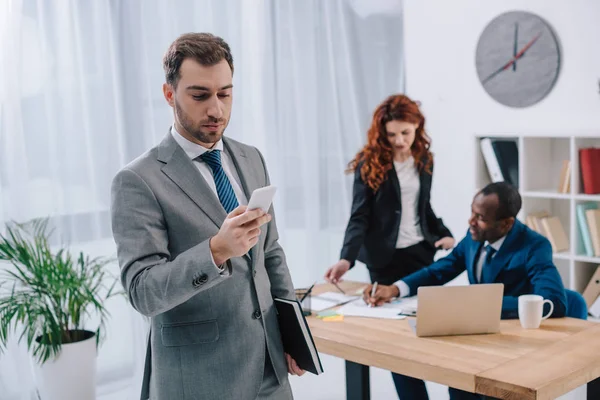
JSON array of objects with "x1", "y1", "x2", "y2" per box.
[{"x1": 175, "y1": 101, "x2": 226, "y2": 144}]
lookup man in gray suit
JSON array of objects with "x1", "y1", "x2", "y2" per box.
[{"x1": 111, "y1": 32, "x2": 304, "y2": 400}]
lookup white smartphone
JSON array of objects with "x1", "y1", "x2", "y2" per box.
[{"x1": 246, "y1": 185, "x2": 277, "y2": 213}]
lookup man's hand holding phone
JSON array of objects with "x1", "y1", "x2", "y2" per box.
[
  {"x1": 210, "y1": 206, "x2": 271, "y2": 265},
  {"x1": 210, "y1": 186, "x2": 277, "y2": 265}
]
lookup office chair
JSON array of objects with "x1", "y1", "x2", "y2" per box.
[{"x1": 565, "y1": 289, "x2": 587, "y2": 320}]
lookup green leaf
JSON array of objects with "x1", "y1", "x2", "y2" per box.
[{"x1": 0, "y1": 217, "x2": 124, "y2": 364}]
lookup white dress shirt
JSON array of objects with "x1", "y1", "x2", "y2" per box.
[
  {"x1": 394, "y1": 157, "x2": 425, "y2": 249},
  {"x1": 475, "y1": 236, "x2": 506, "y2": 283},
  {"x1": 171, "y1": 126, "x2": 248, "y2": 270},
  {"x1": 394, "y1": 235, "x2": 507, "y2": 298}
]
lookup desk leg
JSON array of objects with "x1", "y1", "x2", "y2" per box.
[
  {"x1": 587, "y1": 377, "x2": 600, "y2": 399},
  {"x1": 346, "y1": 361, "x2": 370, "y2": 400}
]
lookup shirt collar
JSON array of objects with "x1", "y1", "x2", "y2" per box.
[
  {"x1": 170, "y1": 125, "x2": 223, "y2": 160},
  {"x1": 485, "y1": 235, "x2": 506, "y2": 252}
]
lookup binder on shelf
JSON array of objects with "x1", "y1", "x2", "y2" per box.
[
  {"x1": 480, "y1": 138, "x2": 519, "y2": 188},
  {"x1": 590, "y1": 295, "x2": 600, "y2": 319},
  {"x1": 583, "y1": 266, "x2": 600, "y2": 308},
  {"x1": 274, "y1": 297, "x2": 324, "y2": 375}
]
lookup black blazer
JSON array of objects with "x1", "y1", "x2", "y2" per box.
[{"x1": 340, "y1": 160, "x2": 452, "y2": 270}]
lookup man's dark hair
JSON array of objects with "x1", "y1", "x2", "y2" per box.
[
  {"x1": 163, "y1": 32, "x2": 234, "y2": 88},
  {"x1": 479, "y1": 182, "x2": 522, "y2": 220}
]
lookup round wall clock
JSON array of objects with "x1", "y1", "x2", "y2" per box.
[{"x1": 475, "y1": 11, "x2": 561, "y2": 108}]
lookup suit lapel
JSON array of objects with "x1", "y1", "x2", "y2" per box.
[
  {"x1": 157, "y1": 132, "x2": 226, "y2": 229},
  {"x1": 223, "y1": 138, "x2": 261, "y2": 263},
  {"x1": 482, "y1": 221, "x2": 523, "y2": 283}
]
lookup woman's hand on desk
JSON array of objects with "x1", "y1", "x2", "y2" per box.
[
  {"x1": 324, "y1": 259, "x2": 351, "y2": 283},
  {"x1": 434, "y1": 236, "x2": 455, "y2": 250},
  {"x1": 362, "y1": 284, "x2": 399, "y2": 307}
]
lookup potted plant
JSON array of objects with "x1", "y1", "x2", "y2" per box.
[{"x1": 0, "y1": 218, "x2": 122, "y2": 400}]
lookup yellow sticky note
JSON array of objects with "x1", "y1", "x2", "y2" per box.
[{"x1": 323, "y1": 315, "x2": 344, "y2": 322}]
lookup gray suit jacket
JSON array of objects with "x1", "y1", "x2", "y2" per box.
[{"x1": 111, "y1": 132, "x2": 295, "y2": 400}]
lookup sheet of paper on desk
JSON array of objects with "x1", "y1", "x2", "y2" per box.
[
  {"x1": 309, "y1": 292, "x2": 360, "y2": 312},
  {"x1": 338, "y1": 299, "x2": 407, "y2": 319},
  {"x1": 390, "y1": 296, "x2": 418, "y2": 314}
]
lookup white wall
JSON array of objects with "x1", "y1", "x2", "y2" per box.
[{"x1": 403, "y1": 0, "x2": 600, "y2": 239}]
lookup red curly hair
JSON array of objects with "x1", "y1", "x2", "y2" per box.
[{"x1": 347, "y1": 94, "x2": 433, "y2": 192}]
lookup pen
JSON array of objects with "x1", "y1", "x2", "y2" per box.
[
  {"x1": 299, "y1": 281, "x2": 317, "y2": 303},
  {"x1": 333, "y1": 281, "x2": 346, "y2": 294},
  {"x1": 369, "y1": 282, "x2": 378, "y2": 308}
]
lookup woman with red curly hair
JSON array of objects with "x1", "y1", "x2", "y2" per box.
[{"x1": 324, "y1": 94, "x2": 454, "y2": 399}]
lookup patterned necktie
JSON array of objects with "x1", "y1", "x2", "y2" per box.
[
  {"x1": 199, "y1": 150, "x2": 239, "y2": 213},
  {"x1": 480, "y1": 244, "x2": 497, "y2": 283}
]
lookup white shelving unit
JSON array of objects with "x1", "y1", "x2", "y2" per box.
[{"x1": 475, "y1": 134, "x2": 600, "y2": 294}]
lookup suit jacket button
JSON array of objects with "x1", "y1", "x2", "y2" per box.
[
  {"x1": 253, "y1": 310, "x2": 262, "y2": 319},
  {"x1": 253, "y1": 269, "x2": 257, "y2": 278},
  {"x1": 199, "y1": 274, "x2": 208, "y2": 284}
]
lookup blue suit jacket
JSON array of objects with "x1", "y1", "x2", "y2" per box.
[{"x1": 402, "y1": 220, "x2": 567, "y2": 319}]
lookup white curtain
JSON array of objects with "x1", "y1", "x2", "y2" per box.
[{"x1": 0, "y1": 0, "x2": 403, "y2": 398}]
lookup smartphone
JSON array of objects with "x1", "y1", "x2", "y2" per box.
[{"x1": 246, "y1": 185, "x2": 277, "y2": 213}]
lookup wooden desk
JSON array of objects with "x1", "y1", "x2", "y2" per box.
[{"x1": 307, "y1": 281, "x2": 600, "y2": 400}]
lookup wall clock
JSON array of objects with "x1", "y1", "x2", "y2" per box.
[{"x1": 475, "y1": 11, "x2": 561, "y2": 108}]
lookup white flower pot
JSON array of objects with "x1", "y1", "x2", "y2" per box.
[{"x1": 34, "y1": 330, "x2": 97, "y2": 400}]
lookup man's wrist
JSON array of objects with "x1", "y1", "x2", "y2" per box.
[
  {"x1": 210, "y1": 235, "x2": 229, "y2": 266},
  {"x1": 391, "y1": 284, "x2": 400, "y2": 298}
]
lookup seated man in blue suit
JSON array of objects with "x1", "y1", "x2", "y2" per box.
[{"x1": 364, "y1": 181, "x2": 567, "y2": 400}]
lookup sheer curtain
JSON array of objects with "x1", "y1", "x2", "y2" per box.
[
  {"x1": 264, "y1": 0, "x2": 404, "y2": 287},
  {"x1": 0, "y1": 0, "x2": 403, "y2": 398},
  {"x1": 0, "y1": 2, "x2": 147, "y2": 398}
]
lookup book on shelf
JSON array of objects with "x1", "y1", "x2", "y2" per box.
[
  {"x1": 577, "y1": 203, "x2": 599, "y2": 257},
  {"x1": 524, "y1": 211, "x2": 569, "y2": 252},
  {"x1": 579, "y1": 148, "x2": 600, "y2": 194},
  {"x1": 525, "y1": 210, "x2": 549, "y2": 235},
  {"x1": 585, "y1": 209, "x2": 600, "y2": 257},
  {"x1": 557, "y1": 160, "x2": 571, "y2": 194},
  {"x1": 540, "y1": 216, "x2": 569, "y2": 253},
  {"x1": 480, "y1": 138, "x2": 519, "y2": 188}
]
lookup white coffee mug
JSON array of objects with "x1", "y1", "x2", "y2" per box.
[{"x1": 518, "y1": 294, "x2": 554, "y2": 329}]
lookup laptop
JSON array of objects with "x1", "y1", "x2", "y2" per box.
[{"x1": 411, "y1": 283, "x2": 504, "y2": 337}]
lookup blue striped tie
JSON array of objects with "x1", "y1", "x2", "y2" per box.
[{"x1": 200, "y1": 150, "x2": 239, "y2": 213}]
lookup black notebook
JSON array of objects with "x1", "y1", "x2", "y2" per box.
[{"x1": 274, "y1": 297, "x2": 324, "y2": 375}]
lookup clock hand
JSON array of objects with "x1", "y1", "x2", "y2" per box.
[
  {"x1": 513, "y1": 23, "x2": 518, "y2": 71},
  {"x1": 482, "y1": 32, "x2": 542, "y2": 84}
]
